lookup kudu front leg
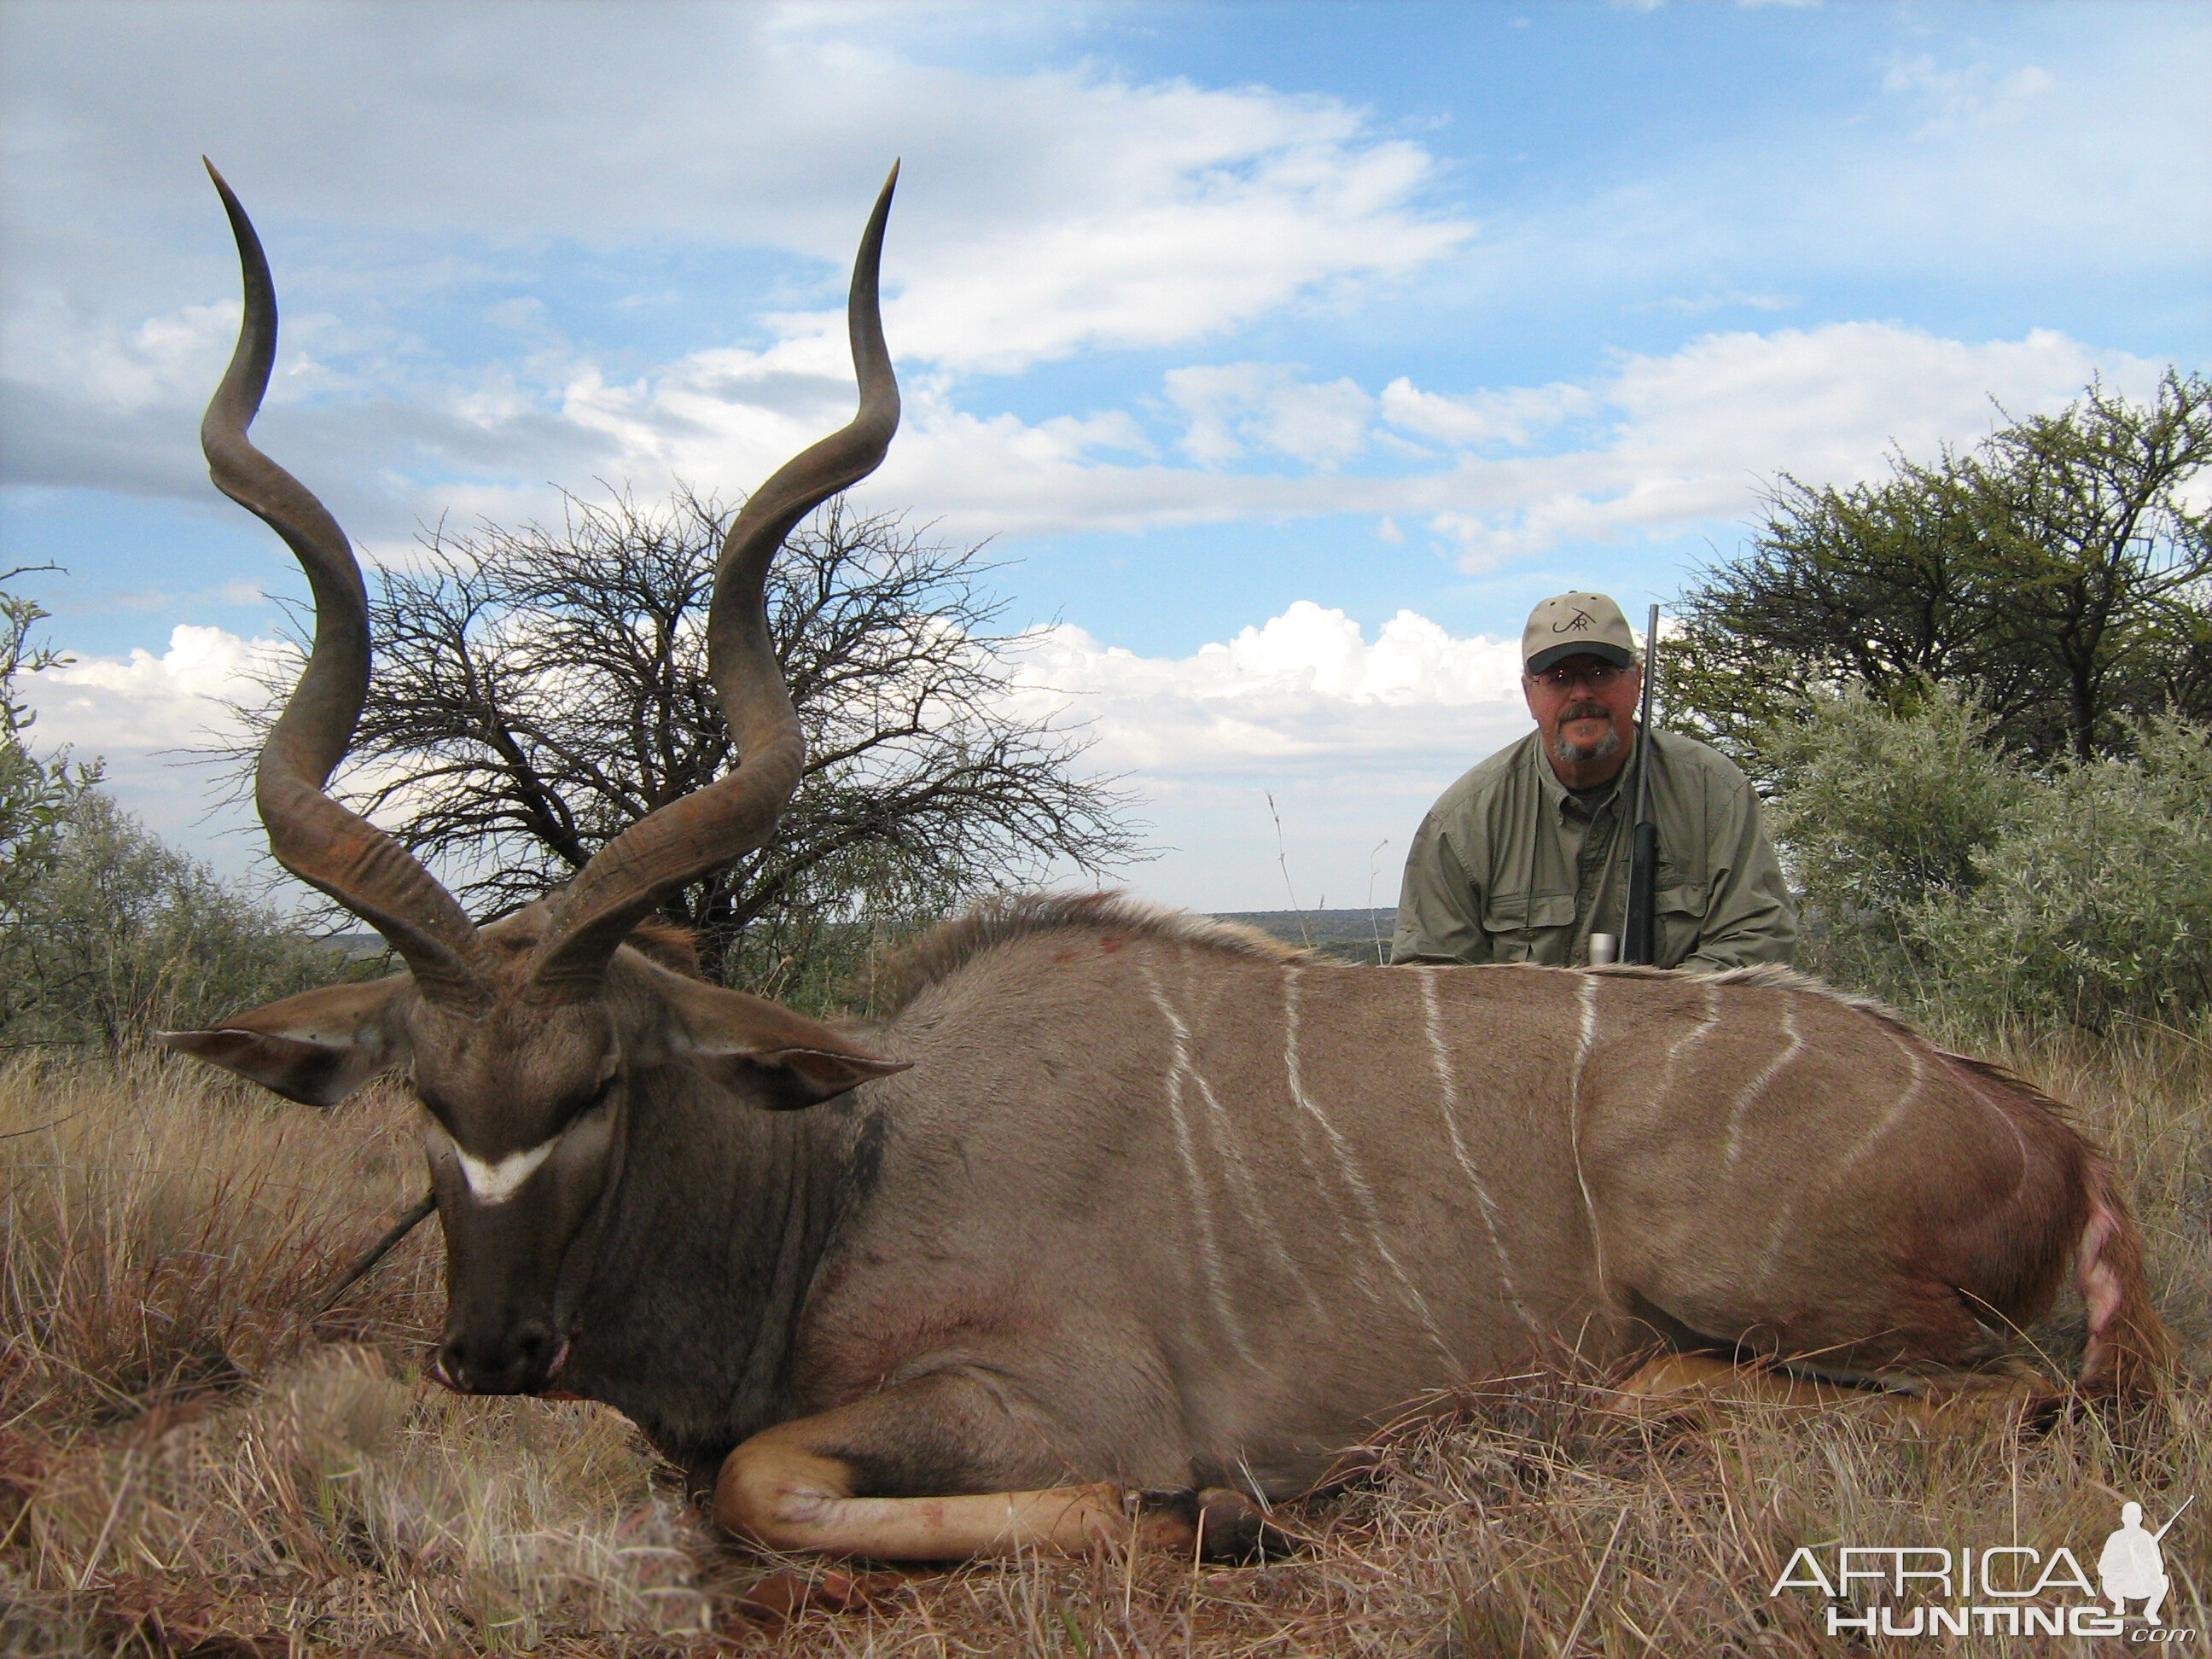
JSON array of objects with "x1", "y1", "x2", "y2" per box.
[{"x1": 713, "y1": 1377, "x2": 1281, "y2": 1561}]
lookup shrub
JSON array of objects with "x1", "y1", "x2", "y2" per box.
[
  {"x1": 0, "y1": 577, "x2": 98, "y2": 922},
  {"x1": 1756, "y1": 685, "x2": 2023, "y2": 999},
  {"x1": 1763, "y1": 692, "x2": 2212, "y2": 1031},
  {"x1": 0, "y1": 791, "x2": 349, "y2": 1046},
  {"x1": 1908, "y1": 711, "x2": 2212, "y2": 1031}
]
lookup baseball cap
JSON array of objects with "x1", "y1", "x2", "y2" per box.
[{"x1": 1522, "y1": 592, "x2": 1636, "y2": 675}]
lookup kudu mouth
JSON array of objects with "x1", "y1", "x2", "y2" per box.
[{"x1": 430, "y1": 1330, "x2": 573, "y2": 1396}]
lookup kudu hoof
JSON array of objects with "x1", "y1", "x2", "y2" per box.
[{"x1": 1130, "y1": 1487, "x2": 1304, "y2": 1561}]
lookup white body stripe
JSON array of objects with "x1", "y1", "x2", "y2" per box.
[
  {"x1": 1284, "y1": 967, "x2": 1461, "y2": 1368},
  {"x1": 1724, "y1": 1000, "x2": 1802, "y2": 1166},
  {"x1": 1650, "y1": 980, "x2": 1723, "y2": 1116},
  {"x1": 1138, "y1": 963, "x2": 1257, "y2": 1363},
  {"x1": 1569, "y1": 973, "x2": 1608, "y2": 1297},
  {"x1": 1144, "y1": 961, "x2": 1326, "y2": 1318},
  {"x1": 458, "y1": 1140, "x2": 556, "y2": 1204},
  {"x1": 1416, "y1": 968, "x2": 1540, "y2": 1336},
  {"x1": 1755, "y1": 1023, "x2": 1924, "y2": 1284}
]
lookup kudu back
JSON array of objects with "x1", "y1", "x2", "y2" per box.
[{"x1": 166, "y1": 166, "x2": 2168, "y2": 1563}]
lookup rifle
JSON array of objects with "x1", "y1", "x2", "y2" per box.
[
  {"x1": 2152, "y1": 1493, "x2": 2196, "y2": 1542},
  {"x1": 1621, "y1": 603, "x2": 1662, "y2": 965}
]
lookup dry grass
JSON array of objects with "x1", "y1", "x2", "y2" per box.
[{"x1": 2, "y1": 1025, "x2": 2203, "y2": 1657}]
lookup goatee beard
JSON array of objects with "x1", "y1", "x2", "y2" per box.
[{"x1": 1551, "y1": 724, "x2": 1622, "y2": 768}]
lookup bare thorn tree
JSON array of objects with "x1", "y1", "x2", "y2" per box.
[{"x1": 217, "y1": 489, "x2": 1142, "y2": 1000}]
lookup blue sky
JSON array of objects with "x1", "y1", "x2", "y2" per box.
[{"x1": 2, "y1": 0, "x2": 2205, "y2": 910}]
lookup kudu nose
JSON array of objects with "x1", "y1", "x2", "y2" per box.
[{"x1": 439, "y1": 1322, "x2": 562, "y2": 1394}]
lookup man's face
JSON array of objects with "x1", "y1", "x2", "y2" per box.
[{"x1": 1522, "y1": 654, "x2": 1642, "y2": 777}]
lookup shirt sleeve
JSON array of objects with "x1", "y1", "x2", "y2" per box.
[
  {"x1": 1683, "y1": 772, "x2": 1798, "y2": 972},
  {"x1": 1389, "y1": 807, "x2": 1493, "y2": 965}
]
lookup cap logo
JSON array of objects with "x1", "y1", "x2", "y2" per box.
[{"x1": 1553, "y1": 608, "x2": 1594, "y2": 634}]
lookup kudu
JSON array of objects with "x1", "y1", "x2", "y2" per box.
[{"x1": 166, "y1": 163, "x2": 2168, "y2": 1563}]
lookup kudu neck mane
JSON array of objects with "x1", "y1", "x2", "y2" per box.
[{"x1": 873, "y1": 892, "x2": 1303, "y2": 1016}]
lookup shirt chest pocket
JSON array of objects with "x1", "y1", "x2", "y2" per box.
[
  {"x1": 1481, "y1": 890, "x2": 1577, "y2": 963},
  {"x1": 1656, "y1": 882, "x2": 1710, "y2": 968}
]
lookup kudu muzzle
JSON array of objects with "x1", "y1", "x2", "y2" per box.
[{"x1": 426, "y1": 1098, "x2": 621, "y2": 1394}]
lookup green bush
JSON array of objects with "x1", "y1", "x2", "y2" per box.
[
  {"x1": 1756, "y1": 686, "x2": 2019, "y2": 999},
  {"x1": 0, "y1": 580, "x2": 98, "y2": 909},
  {"x1": 1764, "y1": 691, "x2": 2211, "y2": 1031},
  {"x1": 0, "y1": 791, "x2": 350, "y2": 1047},
  {"x1": 1908, "y1": 712, "x2": 2212, "y2": 1031},
  {"x1": 1759, "y1": 685, "x2": 2022, "y2": 905}
]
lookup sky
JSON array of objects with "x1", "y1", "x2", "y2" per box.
[{"x1": 2, "y1": 0, "x2": 2205, "y2": 914}]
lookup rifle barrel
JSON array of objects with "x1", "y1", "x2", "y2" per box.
[
  {"x1": 2152, "y1": 1493, "x2": 2195, "y2": 1541},
  {"x1": 1621, "y1": 604, "x2": 1662, "y2": 964}
]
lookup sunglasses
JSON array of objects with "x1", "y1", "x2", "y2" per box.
[{"x1": 1527, "y1": 661, "x2": 1628, "y2": 692}]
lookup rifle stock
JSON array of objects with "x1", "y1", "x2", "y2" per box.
[{"x1": 1621, "y1": 603, "x2": 1662, "y2": 964}]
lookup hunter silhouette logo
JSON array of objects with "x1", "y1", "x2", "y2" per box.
[
  {"x1": 1553, "y1": 608, "x2": 1595, "y2": 634},
  {"x1": 2101, "y1": 1497, "x2": 2191, "y2": 1623}
]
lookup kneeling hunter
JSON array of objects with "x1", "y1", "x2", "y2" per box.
[{"x1": 1390, "y1": 591, "x2": 1796, "y2": 972}]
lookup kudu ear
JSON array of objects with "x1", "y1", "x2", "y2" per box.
[
  {"x1": 655, "y1": 973, "x2": 909, "y2": 1109},
  {"x1": 158, "y1": 977, "x2": 413, "y2": 1108}
]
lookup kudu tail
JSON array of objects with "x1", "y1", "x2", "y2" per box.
[{"x1": 2074, "y1": 1151, "x2": 2171, "y2": 1397}]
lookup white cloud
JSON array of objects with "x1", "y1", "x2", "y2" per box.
[
  {"x1": 25, "y1": 293, "x2": 2151, "y2": 575},
  {"x1": 1412, "y1": 323, "x2": 2167, "y2": 567},
  {"x1": 32, "y1": 624, "x2": 279, "y2": 751},
  {"x1": 884, "y1": 320, "x2": 2159, "y2": 556},
  {"x1": 992, "y1": 602, "x2": 1537, "y2": 909},
  {"x1": 1001, "y1": 602, "x2": 1526, "y2": 778},
  {"x1": 21, "y1": 603, "x2": 1534, "y2": 912},
  {"x1": 5, "y1": 3, "x2": 2197, "y2": 579},
  {"x1": 870, "y1": 108, "x2": 1467, "y2": 375},
  {"x1": 1164, "y1": 364, "x2": 1376, "y2": 468},
  {"x1": 3, "y1": 7, "x2": 1471, "y2": 387},
  {"x1": 18, "y1": 626, "x2": 283, "y2": 875},
  {"x1": 1882, "y1": 55, "x2": 2059, "y2": 136},
  {"x1": 1378, "y1": 375, "x2": 1595, "y2": 449},
  {"x1": 2, "y1": 13, "x2": 1471, "y2": 534},
  {"x1": 538, "y1": 314, "x2": 2160, "y2": 562}
]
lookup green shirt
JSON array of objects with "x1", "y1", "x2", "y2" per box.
[{"x1": 1389, "y1": 726, "x2": 1796, "y2": 972}]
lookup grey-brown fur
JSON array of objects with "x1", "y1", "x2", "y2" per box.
[{"x1": 751, "y1": 905, "x2": 2157, "y2": 1499}]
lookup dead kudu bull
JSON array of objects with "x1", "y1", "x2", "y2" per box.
[{"x1": 166, "y1": 163, "x2": 2168, "y2": 1563}]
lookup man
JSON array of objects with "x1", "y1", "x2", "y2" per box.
[{"x1": 1391, "y1": 591, "x2": 1795, "y2": 971}]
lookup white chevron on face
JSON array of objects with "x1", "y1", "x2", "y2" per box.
[{"x1": 457, "y1": 1139, "x2": 556, "y2": 1204}]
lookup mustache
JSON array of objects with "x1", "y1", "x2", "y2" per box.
[{"x1": 1559, "y1": 701, "x2": 1611, "y2": 723}]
